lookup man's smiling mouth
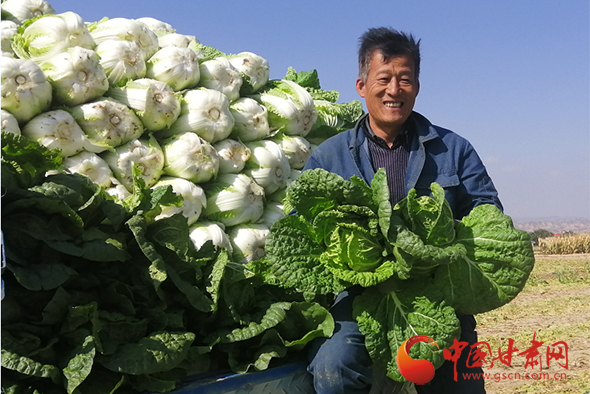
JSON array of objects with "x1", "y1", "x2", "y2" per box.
[{"x1": 384, "y1": 102, "x2": 402, "y2": 108}]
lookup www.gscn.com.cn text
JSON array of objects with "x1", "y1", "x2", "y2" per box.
[{"x1": 463, "y1": 371, "x2": 568, "y2": 382}]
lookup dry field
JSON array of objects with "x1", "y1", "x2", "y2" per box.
[{"x1": 476, "y1": 253, "x2": 590, "y2": 394}]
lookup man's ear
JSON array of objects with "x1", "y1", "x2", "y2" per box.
[{"x1": 355, "y1": 78, "x2": 366, "y2": 98}]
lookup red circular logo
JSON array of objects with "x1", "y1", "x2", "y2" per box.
[{"x1": 395, "y1": 335, "x2": 439, "y2": 385}]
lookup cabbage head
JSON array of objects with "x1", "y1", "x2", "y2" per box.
[{"x1": 250, "y1": 168, "x2": 405, "y2": 295}]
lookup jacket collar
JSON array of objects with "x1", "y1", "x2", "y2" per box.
[
  {"x1": 350, "y1": 111, "x2": 438, "y2": 149},
  {"x1": 410, "y1": 111, "x2": 439, "y2": 144}
]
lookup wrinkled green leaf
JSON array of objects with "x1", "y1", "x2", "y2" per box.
[
  {"x1": 283, "y1": 67, "x2": 321, "y2": 89},
  {"x1": 205, "y1": 248, "x2": 230, "y2": 312},
  {"x1": 126, "y1": 215, "x2": 167, "y2": 293},
  {"x1": 1, "y1": 348, "x2": 61, "y2": 382},
  {"x1": 227, "y1": 341, "x2": 287, "y2": 374},
  {"x1": 274, "y1": 301, "x2": 334, "y2": 349},
  {"x1": 9, "y1": 261, "x2": 77, "y2": 291},
  {"x1": 249, "y1": 215, "x2": 348, "y2": 297},
  {"x1": 1, "y1": 131, "x2": 62, "y2": 191},
  {"x1": 147, "y1": 214, "x2": 206, "y2": 267},
  {"x1": 353, "y1": 280, "x2": 460, "y2": 382},
  {"x1": 41, "y1": 287, "x2": 72, "y2": 325},
  {"x1": 63, "y1": 335, "x2": 95, "y2": 394},
  {"x1": 97, "y1": 311, "x2": 148, "y2": 355},
  {"x1": 60, "y1": 303, "x2": 100, "y2": 339},
  {"x1": 99, "y1": 331, "x2": 195, "y2": 375},
  {"x1": 165, "y1": 262, "x2": 213, "y2": 313},
  {"x1": 209, "y1": 301, "x2": 292, "y2": 344},
  {"x1": 395, "y1": 183, "x2": 455, "y2": 246},
  {"x1": 431, "y1": 204, "x2": 535, "y2": 314}
]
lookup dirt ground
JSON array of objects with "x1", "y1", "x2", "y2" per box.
[{"x1": 476, "y1": 254, "x2": 590, "y2": 394}]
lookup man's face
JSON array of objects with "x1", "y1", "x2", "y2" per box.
[{"x1": 356, "y1": 52, "x2": 419, "y2": 138}]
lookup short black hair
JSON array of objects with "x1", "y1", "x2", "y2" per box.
[{"x1": 358, "y1": 27, "x2": 421, "y2": 82}]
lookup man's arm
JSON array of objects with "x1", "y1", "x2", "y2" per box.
[{"x1": 455, "y1": 140, "x2": 503, "y2": 218}]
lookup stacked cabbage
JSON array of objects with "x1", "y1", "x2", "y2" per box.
[{"x1": 1, "y1": 0, "x2": 364, "y2": 264}]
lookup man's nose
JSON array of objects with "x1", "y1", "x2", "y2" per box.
[{"x1": 386, "y1": 79, "x2": 401, "y2": 95}]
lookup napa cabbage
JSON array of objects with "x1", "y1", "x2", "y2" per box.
[
  {"x1": 251, "y1": 167, "x2": 535, "y2": 383},
  {"x1": 1, "y1": 56, "x2": 52, "y2": 123},
  {"x1": 250, "y1": 168, "x2": 401, "y2": 294},
  {"x1": 0, "y1": 109, "x2": 21, "y2": 135},
  {"x1": 1, "y1": 0, "x2": 55, "y2": 24},
  {"x1": 281, "y1": 67, "x2": 364, "y2": 144},
  {"x1": 11, "y1": 12, "x2": 95, "y2": 61}
]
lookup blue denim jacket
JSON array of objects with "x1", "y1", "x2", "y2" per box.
[{"x1": 302, "y1": 111, "x2": 503, "y2": 219}]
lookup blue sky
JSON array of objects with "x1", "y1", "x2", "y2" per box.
[{"x1": 47, "y1": 0, "x2": 590, "y2": 220}]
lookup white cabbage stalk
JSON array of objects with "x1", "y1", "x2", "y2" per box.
[
  {"x1": 1, "y1": 109, "x2": 21, "y2": 135},
  {"x1": 69, "y1": 97, "x2": 144, "y2": 153},
  {"x1": 161, "y1": 131, "x2": 219, "y2": 184},
  {"x1": 11, "y1": 12, "x2": 95, "y2": 61},
  {"x1": 255, "y1": 92, "x2": 300, "y2": 135},
  {"x1": 268, "y1": 168, "x2": 301, "y2": 203},
  {"x1": 106, "y1": 78, "x2": 181, "y2": 131},
  {"x1": 89, "y1": 17, "x2": 159, "y2": 58},
  {"x1": 257, "y1": 201, "x2": 286, "y2": 229},
  {"x1": 1, "y1": 0, "x2": 55, "y2": 24},
  {"x1": 63, "y1": 151, "x2": 113, "y2": 188},
  {"x1": 22, "y1": 109, "x2": 88, "y2": 157},
  {"x1": 228, "y1": 223, "x2": 270, "y2": 264},
  {"x1": 146, "y1": 46, "x2": 200, "y2": 91},
  {"x1": 101, "y1": 136, "x2": 164, "y2": 192},
  {"x1": 153, "y1": 176, "x2": 207, "y2": 225},
  {"x1": 157, "y1": 33, "x2": 198, "y2": 49},
  {"x1": 226, "y1": 52, "x2": 269, "y2": 94},
  {"x1": 259, "y1": 80, "x2": 317, "y2": 136},
  {"x1": 135, "y1": 17, "x2": 175, "y2": 37},
  {"x1": 160, "y1": 88, "x2": 234, "y2": 143},
  {"x1": 39, "y1": 46, "x2": 109, "y2": 106},
  {"x1": 95, "y1": 39, "x2": 147, "y2": 86},
  {"x1": 1, "y1": 20, "x2": 18, "y2": 57},
  {"x1": 188, "y1": 221, "x2": 232, "y2": 253},
  {"x1": 277, "y1": 80, "x2": 317, "y2": 129},
  {"x1": 1, "y1": 57, "x2": 52, "y2": 123},
  {"x1": 203, "y1": 173, "x2": 265, "y2": 227},
  {"x1": 106, "y1": 181, "x2": 132, "y2": 201},
  {"x1": 199, "y1": 57, "x2": 242, "y2": 102},
  {"x1": 229, "y1": 97, "x2": 270, "y2": 142},
  {"x1": 244, "y1": 139, "x2": 291, "y2": 195},
  {"x1": 290, "y1": 168, "x2": 302, "y2": 180},
  {"x1": 213, "y1": 138, "x2": 251, "y2": 174},
  {"x1": 272, "y1": 133, "x2": 312, "y2": 170}
]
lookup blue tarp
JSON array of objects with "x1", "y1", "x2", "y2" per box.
[{"x1": 167, "y1": 362, "x2": 314, "y2": 394}]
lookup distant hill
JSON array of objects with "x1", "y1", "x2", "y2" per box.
[{"x1": 512, "y1": 217, "x2": 590, "y2": 234}]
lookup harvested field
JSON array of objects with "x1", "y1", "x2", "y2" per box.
[{"x1": 476, "y1": 253, "x2": 590, "y2": 394}]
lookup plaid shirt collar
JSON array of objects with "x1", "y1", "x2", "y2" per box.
[{"x1": 363, "y1": 116, "x2": 414, "y2": 150}]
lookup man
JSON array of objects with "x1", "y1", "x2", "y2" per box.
[{"x1": 304, "y1": 27, "x2": 502, "y2": 394}]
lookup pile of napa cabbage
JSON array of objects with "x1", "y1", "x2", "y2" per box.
[
  {"x1": 0, "y1": 1, "x2": 363, "y2": 393},
  {"x1": 1, "y1": 0, "x2": 363, "y2": 267}
]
